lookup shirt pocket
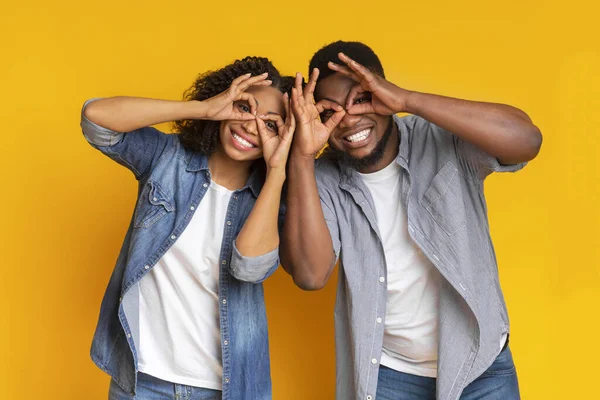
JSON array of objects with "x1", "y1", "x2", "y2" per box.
[
  {"x1": 419, "y1": 162, "x2": 466, "y2": 235},
  {"x1": 134, "y1": 180, "x2": 175, "y2": 229}
]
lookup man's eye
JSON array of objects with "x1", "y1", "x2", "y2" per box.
[
  {"x1": 237, "y1": 103, "x2": 250, "y2": 113},
  {"x1": 354, "y1": 97, "x2": 369, "y2": 104},
  {"x1": 320, "y1": 110, "x2": 334, "y2": 121}
]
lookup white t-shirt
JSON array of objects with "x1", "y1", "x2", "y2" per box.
[
  {"x1": 136, "y1": 180, "x2": 233, "y2": 390},
  {"x1": 358, "y1": 161, "x2": 441, "y2": 378}
]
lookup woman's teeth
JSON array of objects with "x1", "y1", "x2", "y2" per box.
[
  {"x1": 346, "y1": 129, "x2": 371, "y2": 143},
  {"x1": 233, "y1": 133, "x2": 255, "y2": 148}
]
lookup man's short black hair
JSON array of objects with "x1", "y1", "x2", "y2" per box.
[{"x1": 309, "y1": 41, "x2": 385, "y2": 83}]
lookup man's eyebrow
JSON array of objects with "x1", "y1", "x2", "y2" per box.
[{"x1": 321, "y1": 97, "x2": 344, "y2": 106}]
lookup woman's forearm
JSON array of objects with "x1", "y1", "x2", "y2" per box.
[{"x1": 83, "y1": 96, "x2": 206, "y2": 132}]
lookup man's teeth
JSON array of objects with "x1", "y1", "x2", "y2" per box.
[
  {"x1": 346, "y1": 129, "x2": 371, "y2": 143},
  {"x1": 233, "y1": 133, "x2": 255, "y2": 148}
]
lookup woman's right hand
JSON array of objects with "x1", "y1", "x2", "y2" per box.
[
  {"x1": 198, "y1": 73, "x2": 272, "y2": 121},
  {"x1": 290, "y1": 69, "x2": 346, "y2": 158}
]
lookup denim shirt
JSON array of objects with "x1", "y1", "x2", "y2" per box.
[
  {"x1": 81, "y1": 100, "x2": 279, "y2": 399},
  {"x1": 315, "y1": 115, "x2": 526, "y2": 400}
]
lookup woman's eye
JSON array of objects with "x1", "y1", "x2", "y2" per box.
[
  {"x1": 238, "y1": 103, "x2": 250, "y2": 113},
  {"x1": 266, "y1": 121, "x2": 277, "y2": 131}
]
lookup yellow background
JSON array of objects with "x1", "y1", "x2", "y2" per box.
[{"x1": 1, "y1": 0, "x2": 598, "y2": 398}]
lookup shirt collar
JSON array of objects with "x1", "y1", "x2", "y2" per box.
[{"x1": 336, "y1": 116, "x2": 409, "y2": 185}]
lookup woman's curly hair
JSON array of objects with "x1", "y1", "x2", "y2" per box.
[{"x1": 174, "y1": 56, "x2": 294, "y2": 155}]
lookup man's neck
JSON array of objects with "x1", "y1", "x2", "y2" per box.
[{"x1": 356, "y1": 123, "x2": 400, "y2": 174}]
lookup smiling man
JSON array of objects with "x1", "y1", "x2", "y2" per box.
[{"x1": 281, "y1": 41, "x2": 542, "y2": 400}]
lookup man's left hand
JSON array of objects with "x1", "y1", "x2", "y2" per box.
[{"x1": 328, "y1": 52, "x2": 411, "y2": 116}]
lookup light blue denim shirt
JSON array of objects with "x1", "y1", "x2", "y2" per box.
[
  {"x1": 81, "y1": 100, "x2": 279, "y2": 399},
  {"x1": 315, "y1": 115, "x2": 526, "y2": 400}
]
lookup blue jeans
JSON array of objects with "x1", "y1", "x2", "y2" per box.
[
  {"x1": 109, "y1": 372, "x2": 222, "y2": 400},
  {"x1": 376, "y1": 346, "x2": 520, "y2": 400}
]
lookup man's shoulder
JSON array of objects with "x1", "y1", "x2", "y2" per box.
[{"x1": 314, "y1": 155, "x2": 342, "y2": 189}]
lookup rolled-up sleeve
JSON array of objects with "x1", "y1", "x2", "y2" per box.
[
  {"x1": 315, "y1": 162, "x2": 341, "y2": 262},
  {"x1": 229, "y1": 241, "x2": 279, "y2": 283},
  {"x1": 80, "y1": 99, "x2": 174, "y2": 180},
  {"x1": 410, "y1": 116, "x2": 526, "y2": 181}
]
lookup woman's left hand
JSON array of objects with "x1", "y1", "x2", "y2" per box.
[{"x1": 257, "y1": 93, "x2": 296, "y2": 176}]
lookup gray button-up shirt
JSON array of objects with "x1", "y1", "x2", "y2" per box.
[{"x1": 315, "y1": 115, "x2": 525, "y2": 400}]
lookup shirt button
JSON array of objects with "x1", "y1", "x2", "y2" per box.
[
  {"x1": 144, "y1": 265, "x2": 149, "y2": 270},
  {"x1": 222, "y1": 299, "x2": 227, "y2": 305},
  {"x1": 224, "y1": 340, "x2": 229, "y2": 346},
  {"x1": 367, "y1": 396, "x2": 372, "y2": 400},
  {"x1": 203, "y1": 183, "x2": 208, "y2": 188},
  {"x1": 190, "y1": 206, "x2": 195, "y2": 210},
  {"x1": 225, "y1": 378, "x2": 230, "y2": 383},
  {"x1": 127, "y1": 333, "x2": 131, "y2": 338},
  {"x1": 226, "y1": 221, "x2": 232, "y2": 226},
  {"x1": 171, "y1": 235, "x2": 176, "y2": 240},
  {"x1": 152, "y1": 197, "x2": 157, "y2": 201},
  {"x1": 233, "y1": 195, "x2": 238, "y2": 200},
  {"x1": 379, "y1": 277, "x2": 385, "y2": 283},
  {"x1": 371, "y1": 358, "x2": 377, "y2": 364},
  {"x1": 119, "y1": 296, "x2": 123, "y2": 302},
  {"x1": 221, "y1": 260, "x2": 226, "y2": 265},
  {"x1": 376, "y1": 317, "x2": 382, "y2": 323}
]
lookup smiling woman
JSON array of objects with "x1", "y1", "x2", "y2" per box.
[{"x1": 79, "y1": 56, "x2": 296, "y2": 400}]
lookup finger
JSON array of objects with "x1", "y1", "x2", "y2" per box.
[
  {"x1": 345, "y1": 83, "x2": 367, "y2": 110},
  {"x1": 286, "y1": 109, "x2": 296, "y2": 139},
  {"x1": 230, "y1": 73, "x2": 252, "y2": 90},
  {"x1": 328, "y1": 62, "x2": 360, "y2": 82},
  {"x1": 324, "y1": 109, "x2": 346, "y2": 133},
  {"x1": 283, "y1": 93, "x2": 296, "y2": 135},
  {"x1": 347, "y1": 103, "x2": 374, "y2": 115},
  {"x1": 294, "y1": 73, "x2": 306, "y2": 107},
  {"x1": 315, "y1": 99, "x2": 344, "y2": 114},
  {"x1": 258, "y1": 114, "x2": 286, "y2": 130},
  {"x1": 303, "y1": 68, "x2": 319, "y2": 102},
  {"x1": 255, "y1": 116, "x2": 273, "y2": 145},
  {"x1": 283, "y1": 92, "x2": 290, "y2": 120},
  {"x1": 236, "y1": 92, "x2": 258, "y2": 116},
  {"x1": 338, "y1": 52, "x2": 375, "y2": 82},
  {"x1": 236, "y1": 73, "x2": 270, "y2": 93}
]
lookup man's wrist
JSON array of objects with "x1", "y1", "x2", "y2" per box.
[
  {"x1": 290, "y1": 150, "x2": 318, "y2": 166},
  {"x1": 402, "y1": 90, "x2": 420, "y2": 115}
]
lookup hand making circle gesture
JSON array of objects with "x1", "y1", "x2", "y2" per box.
[
  {"x1": 290, "y1": 69, "x2": 347, "y2": 158},
  {"x1": 256, "y1": 93, "x2": 296, "y2": 173},
  {"x1": 328, "y1": 52, "x2": 410, "y2": 116},
  {"x1": 200, "y1": 72, "x2": 272, "y2": 121}
]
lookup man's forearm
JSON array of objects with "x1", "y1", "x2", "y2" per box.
[
  {"x1": 84, "y1": 96, "x2": 204, "y2": 133},
  {"x1": 404, "y1": 91, "x2": 542, "y2": 164},
  {"x1": 280, "y1": 154, "x2": 335, "y2": 290}
]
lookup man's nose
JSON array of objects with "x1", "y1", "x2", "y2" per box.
[{"x1": 338, "y1": 112, "x2": 362, "y2": 129}]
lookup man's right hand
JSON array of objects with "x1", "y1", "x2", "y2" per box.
[{"x1": 290, "y1": 69, "x2": 346, "y2": 158}]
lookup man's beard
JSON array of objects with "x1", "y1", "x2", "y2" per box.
[{"x1": 327, "y1": 117, "x2": 394, "y2": 171}]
